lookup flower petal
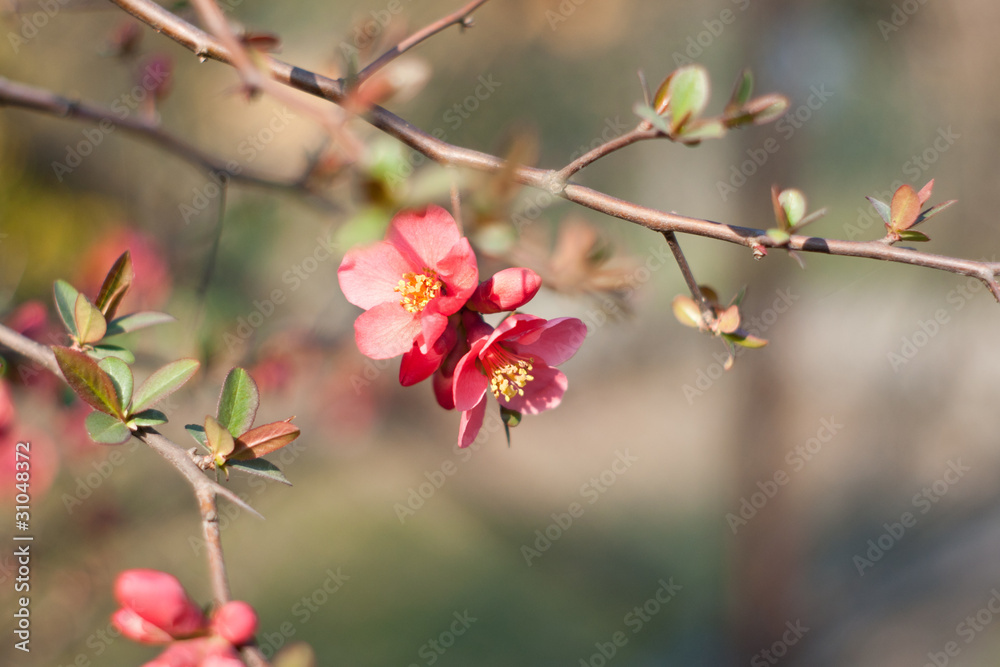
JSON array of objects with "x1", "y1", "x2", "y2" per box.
[
  {"x1": 458, "y1": 396, "x2": 488, "y2": 448},
  {"x1": 112, "y1": 608, "x2": 174, "y2": 644},
  {"x1": 507, "y1": 365, "x2": 567, "y2": 415},
  {"x1": 506, "y1": 317, "x2": 587, "y2": 366},
  {"x1": 385, "y1": 206, "x2": 463, "y2": 268},
  {"x1": 337, "y1": 241, "x2": 414, "y2": 310},
  {"x1": 353, "y1": 303, "x2": 420, "y2": 359},
  {"x1": 400, "y1": 321, "x2": 457, "y2": 386},
  {"x1": 453, "y1": 337, "x2": 490, "y2": 411},
  {"x1": 430, "y1": 238, "x2": 479, "y2": 314},
  {"x1": 113, "y1": 569, "x2": 206, "y2": 639}
]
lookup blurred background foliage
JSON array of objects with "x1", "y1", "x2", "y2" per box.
[{"x1": 3, "y1": 0, "x2": 1000, "y2": 665}]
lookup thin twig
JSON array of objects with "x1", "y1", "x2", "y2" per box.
[
  {"x1": 94, "y1": 0, "x2": 1000, "y2": 301},
  {"x1": 355, "y1": 0, "x2": 492, "y2": 85},
  {"x1": 189, "y1": 0, "x2": 263, "y2": 93},
  {"x1": 0, "y1": 76, "x2": 318, "y2": 196},
  {"x1": 661, "y1": 231, "x2": 714, "y2": 320},
  {"x1": 552, "y1": 125, "x2": 658, "y2": 186}
]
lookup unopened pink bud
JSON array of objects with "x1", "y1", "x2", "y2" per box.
[
  {"x1": 468, "y1": 268, "x2": 542, "y2": 314},
  {"x1": 212, "y1": 600, "x2": 258, "y2": 646},
  {"x1": 112, "y1": 608, "x2": 173, "y2": 644},
  {"x1": 114, "y1": 570, "x2": 207, "y2": 639}
]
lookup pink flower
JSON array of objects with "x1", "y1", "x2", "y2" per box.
[
  {"x1": 338, "y1": 206, "x2": 478, "y2": 360},
  {"x1": 453, "y1": 314, "x2": 587, "y2": 448},
  {"x1": 143, "y1": 638, "x2": 242, "y2": 667},
  {"x1": 399, "y1": 267, "x2": 542, "y2": 387}
]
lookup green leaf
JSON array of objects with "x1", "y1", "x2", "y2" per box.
[
  {"x1": 105, "y1": 311, "x2": 176, "y2": 337},
  {"x1": 186, "y1": 423, "x2": 208, "y2": 449},
  {"x1": 726, "y1": 68, "x2": 754, "y2": 113},
  {"x1": 723, "y1": 332, "x2": 769, "y2": 349},
  {"x1": 915, "y1": 199, "x2": 957, "y2": 225},
  {"x1": 205, "y1": 415, "x2": 235, "y2": 459},
  {"x1": 766, "y1": 228, "x2": 791, "y2": 245},
  {"x1": 229, "y1": 420, "x2": 300, "y2": 460},
  {"x1": 74, "y1": 294, "x2": 107, "y2": 345},
  {"x1": 778, "y1": 189, "x2": 807, "y2": 226},
  {"x1": 225, "y1": 458, "x2": 291, "y2": 485},
  {"x1": 897, "y1": 229, "x2": 931, "y2": 242},
  {"x1": 131, "y1": 358, "x2": 200, "y2": 414},
  {"x1": 85, "y1": 410, "x2": 131, "y2": 445},
  {"x1": 666, "y1": 65, "x2": 710, "y2": 135},
  {"x1": 632, "y1": 102, "x2": 670, "y2": 134},
  {"x1": 98, "y1": 357, "x2": 133, "y2": 411},
  {"x1": 53, "y1": 280, "x2": 81, "y2": 338},
  {"x1": 790, "y1": 207, "x2": 828, "y2": 232},
  {"x1": 500, "y1": 406, "x2": 522, "y2": 428},
  {"x1": 88, "y1": 344, "x2": 136, "y2": 365},
  {"x1": 52, "y1": 346, "x2": 122, "y2": 417},
  {"x1": 866, "y1": 196, "x2": 891, "y2": 225},
  {"x1": 95, "y1": 251, "x2": 134, "y2": 320},
  {"x1": 743, "y1": 94, "x2": 789, "y2": 126},
  {"x1": 217, "y1": 367, "x2": 259, "y2": 438},
  {"x1": 890, "y1": 184, "x2": 921, "y2": 231},
  {"x1": 676, "y1": 119, "x2": 726, "y2": 143},
  {"x1": 127, "y1": 409, "x2": 168, "y2": 428}
]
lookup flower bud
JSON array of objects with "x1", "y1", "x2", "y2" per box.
[
  {"x1": 211, "y1": 600, "x2": 259, "y2": 646},
  {"x1": 468, "y1": 268, "x2": 542, "y2": 314},
  {"x1": 113, "y1": 570, "x2": 207, "y2": 640}
]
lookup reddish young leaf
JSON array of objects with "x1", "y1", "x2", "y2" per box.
[
  {"x1": 95, "y1": 251, "x2": 134, "y2": 320},
  {"x1": 916, "y1": 179, "x2": 935, "y2": 205},
  {"x1": 52, "y1": 346, "x2": 122, "y2": 417},
  {"x1": 229, "y1": 420, "x2": 300, "y2": 460},
  {"x1": 890, "y1": 184, "x2": 921, "y2": 232}
]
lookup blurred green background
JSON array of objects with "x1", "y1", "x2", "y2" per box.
[{"x1": 3, "y1": 0, "x2": 1000, "y2": 665}]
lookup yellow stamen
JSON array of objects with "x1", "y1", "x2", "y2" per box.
[
  {"x1": 394, "y1": 270, "x2": 443, "y2": 313},
  {"x1": 484, "y1": 345, "x2": 535, "y2": 402}
]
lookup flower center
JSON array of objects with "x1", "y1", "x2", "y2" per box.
[
  {"x1": 483, "y1": 345, "x2": 535, "y2": 402},
  {"x1": 394, "y1": 270, "x2": 443, "y2": 313}
]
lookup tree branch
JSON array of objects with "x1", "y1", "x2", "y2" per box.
[
  {"x1": 552, "y1": 124, "x2": 658, "y2": 186},
  {"x1": 661, "y1": 231, "x2": 714, "y2": 320},
  {"x1": 0, "y1": 76, "x2": 328, "y2": 200},
  {"x1": 101, "y1": 0, "x2": 1000, "y2": 301},
  {"x1": 355, "y1": 0, "x2": 492, "y2": 85}
]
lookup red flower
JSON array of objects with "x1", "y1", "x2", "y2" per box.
[
  {"x1": 452, "y1": 314, "x2": 587, "y2": 448},
  {"x1": 338, "y1": 206, "x2": 478, "y2": 360}
]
